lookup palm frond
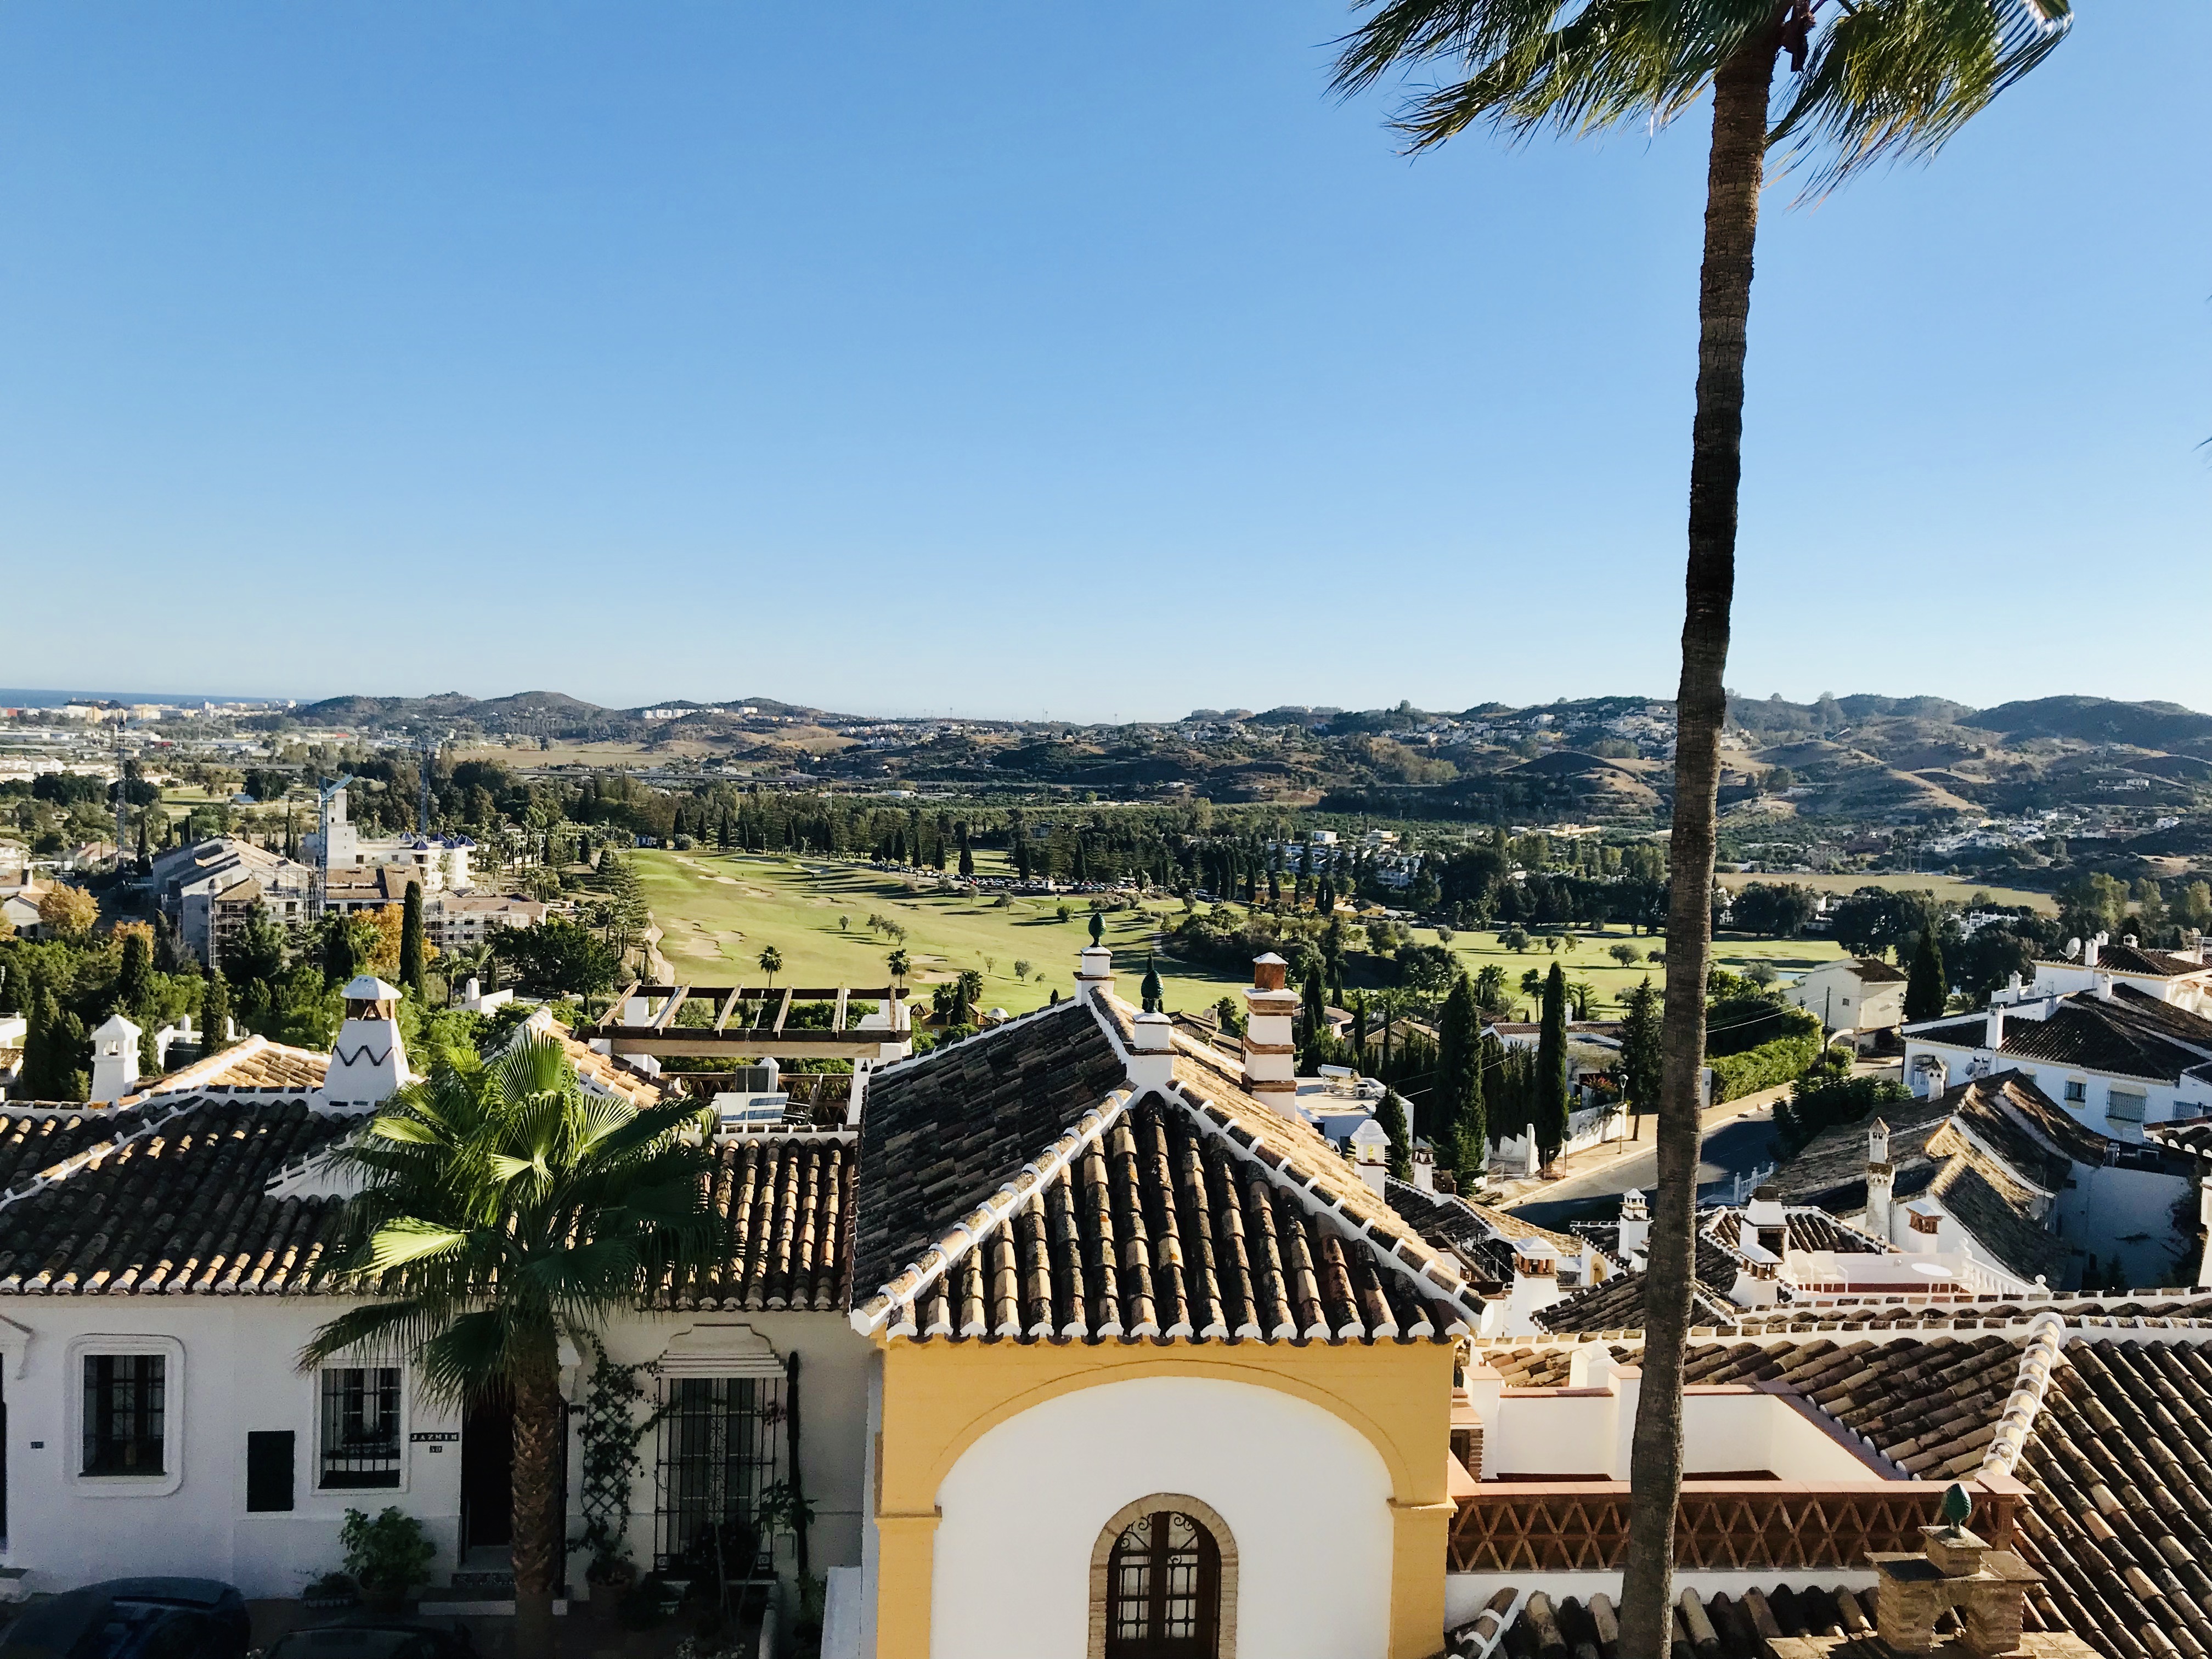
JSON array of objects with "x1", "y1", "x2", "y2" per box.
[{"x1": 1770, "y1": 0, "x2": 2072, "y2": 187}]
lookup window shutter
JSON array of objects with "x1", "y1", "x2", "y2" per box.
[{"x1": 246, "y1": 1430, "x2": 294, "y2": 1512}]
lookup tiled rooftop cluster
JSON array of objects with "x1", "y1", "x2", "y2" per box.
[
  {"x1": 120, "y1": 1034, "x2": 330, "y2": 1104},
  {"x1": 0, "y1": 1097, "x2": 364, "y2": 1295},
  {"x1": 1706, "y1": 1207, "x2": 1889, "y2": 1256},
  {"x1": 1915, "y1": 986, "x2": 2212, "y2": 1084}
]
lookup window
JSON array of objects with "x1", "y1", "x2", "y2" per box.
[
  {"x1": 319, "y1": 1368, "x2": 403, "y2": 1488},
  {"x1": 2064, "y1": 1080, "x2": 2087, "y2": 1105},
  {"x1": 82, "y1": 1355, "x2": 165, "y2": 1476},
  {"x1": 652, "y1": 1375, "x2": 784, "y2": 1572},
  {"x1": 1105, "y1": 1509, "x2": 1221, "y2": 1659},
  {"x1": 2106, "y1": 1089, "x2": 2148, "y2": 1124}
]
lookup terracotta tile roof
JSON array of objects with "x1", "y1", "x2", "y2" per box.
[
  {"x1": 850, "y1": 996, "x2": 1480, "y2": 1342},
  {"x1": 1477, "y1": 1585, "x2": 1891, "y2": 1659},
  {"x1": 1846, "y1": 956, "x2": 1910, "y2": 984},
  {"x1": 652, "y1": 1133, "x2": 854, "y2": 1312},
  {"x1": 1915, "y1": 995, "x2": 2212, "y2": 1085},
  {"x1": 851, "y1": 998, "x2": 1130, "y2": 1307},
  {"x1": 2042, "y1": 943, "x2": 2212, "y2": 980},
  {"x1": 2145, "y1": 1115, "x2": 2212, "y2": 1161},
  {"x1": 120, "y1": 1034, "x2": 329, "y2": 1105},
  {"x1": 1387, "y1": 1180, "x2": 1516, "y2": 1285},
  {"x1": 1775, "y1": 1088, "x2": 1957, "y2": 1215},
  {"x1": 2010, "y1": 1336, "x2": 2212, "y2": 1659},
  {"x1": 1533, "y1": 1260, "x2": 1741, "y2": 1335},
  {"x1": 1706, "y1": 1206, "x2": 1893, "y2": 1256},
  {"x1": 0, "y1": 1097, "x2": 364, "y2": 1295},
  {"x1": 519, "y1": 1016, "x2": 675, "y2": 1111}
]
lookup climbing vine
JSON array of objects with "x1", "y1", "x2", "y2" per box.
[{"x1": 571, "y1": 1336, "x2": 666, "y2": 1577}]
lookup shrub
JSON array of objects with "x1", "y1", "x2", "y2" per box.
[
  {"x1": 1706, "y1": 1033, "x2": 1823, "y2": 1103},
  {"x1": 340, "y1": 1506, "x2": 436, "y2": 1596},
  {"x1": 1774, "y1": 1071, "x2": 1912, "y2": 1154}
]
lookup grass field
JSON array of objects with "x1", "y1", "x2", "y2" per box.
[
  {"x1": 634, "y1": 850, "x2": 1859, "y2": 1023},
  {"x1": 1716, "y1": 871, "x2": 2057, "y2": 916}
]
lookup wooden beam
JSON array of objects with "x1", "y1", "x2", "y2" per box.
[
  {"x1": 833, "y1": 988, "x2": 849, "y2": 1033},
  {"x1": 772, "y1": 988, "x2": 793, "y2": 1036},
  {"x1": 602, "y1": 1032, "x2": 893, "y2": 1060},
  {"x1": 713, "y1": 987, "x2": 742, "y2": 1033},
  {"x1": 651, "y1": 988, "x2": 690, "y2": 1032}
]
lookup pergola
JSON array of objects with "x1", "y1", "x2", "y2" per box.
[{"x1": 585, "y1": 980, "x2": 912, "y2": 1062}]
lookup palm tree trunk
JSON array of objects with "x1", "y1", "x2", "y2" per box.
[
  {"x1": 511, "y1": 1351, "x2": 567, "y2": 1657},
  {"x1": 1617, "y1": 21, "x2": 1780, "y2": 1659}
]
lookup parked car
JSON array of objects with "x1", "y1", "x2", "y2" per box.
[
  {"x1": 262, "y1": 1627, "x2": 473, "y2": 1659},
  {"x1": 0, "y1": 1577, "x2": 249, "y2": 1659}
]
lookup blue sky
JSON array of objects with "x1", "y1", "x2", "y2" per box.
[{"x1": 2, "y1": 3, "x2": 2204, "y2": 722}]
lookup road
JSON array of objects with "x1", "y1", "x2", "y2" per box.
[{"x1": 1499, "y1": 1087, "x2": 1796, "y2": 1233}]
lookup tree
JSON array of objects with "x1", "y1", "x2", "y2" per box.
[
  {"x1": 887, "y1": 948, "x2": 911, "y2": 987},
  {"x1": 1375, "y1": 1087, "x2": 1412, "y2": 1182},
  {"x1": 489, "y1": 918, "x2": 620, "y2": 997},
  {"x1": 116, "y1": 927, "x2": 155, "y2": 1016},
  {"x1": 302, "y1": 1036, "x2": 715, "y2": 1657},
  {"x1": 1141, "y1": 957, "x2": 1164, "y2": 1015},
  {"x1": 202, "y1": 966, "x2": 233, "y2": 1053},
  {"x1": 1618, "y1": 977, "x2": 1663, "y2": 1136},
  {"x1": 1087, "y1": 911, "x2": 1104, "y2": 947},
  {"x1": 1905, "y1": 928, "x2": 1948, "y2": 1023},
  {"x1": 1329, "y1": 5, "x2": 2070, "y2": 1644},
  {"x1": 957, "y1": 824, "x2": 975, "y2": 879},
  {"x1": 399, "y1": 884, "x2": 427, "y2": 1000},
  {"x1": 1535, "y1": 964, "x2": 1569, "y2": 1167},
  {"x1": 36, "y1": 884, "x2": 97, "y2": 943},
  {"x1": 757, "y1": 945, "x2": 783, "y2": 990},
  {"x1": 1434, "y1": 975, "x2": 1485, "y2": 1178},
  {"x1": 1610, "y1": 943, "x2": 1641, "y2": 968},
  {"x1": 22, "y1": 980, "x2": 88, "y2": 1101},
  {"x1": 224, "y1": 900, "x2": 289, "y2": 991}
]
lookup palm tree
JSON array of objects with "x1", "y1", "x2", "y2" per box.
[
  {"x1": 887, "y1": 947, "x2": 911, "y2": 988},
  {"x1": 1330, "y1": 4, "x2": 2071, "y2": 1648},
  {"x1": 757, "y1": 944, "x2": 783, "y2": 991},
  {"x1": 301, "y1": 1037, "x2": 715, "y2": 1656}
]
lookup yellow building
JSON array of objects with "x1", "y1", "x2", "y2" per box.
[{"x1": 846, "y1": 947, "x2": 1486, "y2": 1658}]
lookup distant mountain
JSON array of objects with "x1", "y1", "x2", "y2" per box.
[{"x1": 1960, "y1": 697, "x2": 2212, "y2": 752}]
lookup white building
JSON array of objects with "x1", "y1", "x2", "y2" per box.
[
  {"x1": 301, "y1": 783, "x2": 476, "y2": 902},
  {"x1": 1784, "y1": 955, "x2": 1908, "y2": 1048}
]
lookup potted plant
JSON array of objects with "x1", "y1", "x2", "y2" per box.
[
  {"x1": 301, "y1": 1571, "x2": 358, "y2": 1612},
  {"x1": 340, "y1": 1506, "x2": 436, "y2": 1616},
  {"x1": 586, "y1": 1550, "x2": 639, "y2": 1619}
]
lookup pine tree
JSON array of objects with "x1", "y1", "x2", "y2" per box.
[
  {"x1": 1375, "y1": 1088, "x2": 1412, "y2": 1182},
  {"x1": 24, "y1": 983, "x2": 88, "y2": 1101},
  {"x1": 1435, "y1": 975, "x2": 1484, "y2": 1175},
  {"x1": 957, "y1": 825, "x2": 975, "y2": 878},
  {"x1": 1905, "y1": 928, "x2": 1948, "y2": 1023},
  {"x1": 1536, "y1": 963, "x2": 1570, "y2": 1164},
  {"x1": 1141, "y1": 957, "x2": 1163, "y2": 1015},
  {"x1": 400, "y1": 883, "x2": 427, "y2": 999}
]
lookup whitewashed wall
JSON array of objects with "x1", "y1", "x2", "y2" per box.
[
  {"x1": 0, "y1": 1299, "x2": 872, "y2": 1600},
  {"x1": 932, "y1": 1376, "x2": 1395, "y2": 1659}
]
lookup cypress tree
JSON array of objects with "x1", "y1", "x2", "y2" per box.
[
  {"x1": 1301, "y1": 962, "x2": 1327, "y2": 1042},
  {"x1": 957, "y1": 825, "x2": 975, "y2": 878},
  {"x1": 1536, "y1": 963, "x2": 1570, "y2": 1164},
  {"x1": 1905, "y1": 928, "x2": 1948, "y2": 1023},
  {"x1": 202, "y1": 967, "x2": 232, "y2": 1054},
  {"x1": 1618, "y1": 976, "x2": 1663, "y2": 1136},
  {"x1": 117, "y1": 928, "x2": 155, "y2": 1015},
  {"x1": 1435, "y1": 975, "x2": 1485, "y2": 1175},
  {"x1": 400, "y1": 883, "x2": 427, "y2": 998},
  {"x1": 1375, "y1": 1087, "x2": 1412, "y2": 1182},
  {"x1": 1141, "y1": 957, "x2": 1163, "y2": 1014}
]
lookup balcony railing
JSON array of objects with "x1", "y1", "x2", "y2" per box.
[{"x1": 1447, "y1": 1478, "x2": 2019, "y2": 1575}]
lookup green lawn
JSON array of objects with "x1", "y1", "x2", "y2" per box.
[{"x1": 634, "y1": 850, "x2": 1857, "y2": 1024}]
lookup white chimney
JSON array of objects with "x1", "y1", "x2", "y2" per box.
[
  {"x1": 1410, "y1": 1141, "x2": 1436, "y2": 1193},
  {"x1": 88, "y1": 1012, "x2": 143, "y2": 1104},
  {"x1": 1984, "y1": 1002, "x2": 2006, "y2": 1051},
  {"x1": 1240, "y1": 954, "x2": 1299, "y2": 1113},
  {"x1": 2006, "y1": 971, "x2": 2023, "y2": 1001},
  {"x1": 1616, "y1": 1188, "x2": 1650, "y2": 1261},
  {"x1": 1746, "y1": 1183, "x2": 1789, "y2": 1266},
  {"x1": 2096, "y1": 972, "x2": 2115, "y2": 1002},
  {"x1": 2085, "y1": 934, "x2": 2104, "y2": 969},
  {"x1": 1075, "y1": 944, "x2": 1115, "y2": 1004},
  {"x1": 319, "y1": 975, "x2": 412, "y2": 1110},
  {"x1": 1126, "y1": 1010, "x2": 1174, "y2": 1092},
  {"x1": 1350, "y1": 1118, "x2": 1391, "y2": 1197},
  {"x1": 1730, "y1": 1237, "x2": 1781, "y2": 1307},
  {"x1": 1865, "y1": 1119, "x2": 1895, "y2": 1244}
]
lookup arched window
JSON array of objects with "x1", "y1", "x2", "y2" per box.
[{"x1": 1104, "y1": 1507, "x2": 1221, "y2": 1658}]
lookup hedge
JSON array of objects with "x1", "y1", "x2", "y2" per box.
[{"x1": 1707, "y1": 1032, "x2": 1824, "y2": 1103}]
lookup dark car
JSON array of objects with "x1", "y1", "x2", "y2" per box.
[
  {"x1": 0, "y1": 1577, "x2": 249, "y2": 1659},
  {"x1": 263, "y1": 1627, "x2": 473, "y2": 1659}
]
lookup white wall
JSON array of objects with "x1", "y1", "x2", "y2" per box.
[
  {"x1": 1482, "y1": 1388, "x2": 1876, "y2": 1484},
  {"x1": 1900, "y1": 1039, "x2": 2212, "y2": 1143},
  {"x1": 932, "y1": 1376, "x2": 1395, "y2": 1659},
  {"x1": 0, "y1": 1299, "x2": 873, "y2": 1600}
]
